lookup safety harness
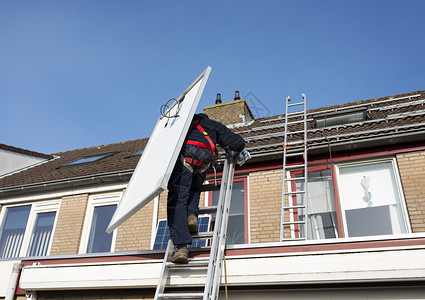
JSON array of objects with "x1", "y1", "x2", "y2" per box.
[{"x1": 181, "y1": 119, "x2": 217, "y2": 173}]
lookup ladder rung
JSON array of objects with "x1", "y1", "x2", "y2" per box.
[
  {"x1": 158, "y1": 292, "x2": 204, "y2": 299},
  {"x1": 199, "y1": 206, "x2": 217, "y2": 214},
  {"x1": 284, "y1": 177, "x2": 305, "y2": 181},
  {"x1": 281, "y1": 237, "x2": 306, "y2": 241},
  {"x1": 284, "y1": 190, "x2": 305, "y2": 195},
  {"x1": 283, "y1": 221, "x2": 306, "y2": 225},
  {"x1": 286, "y1": 111, "x2": 303, "y2": 117},
  {"x1": 200, "y1": 184, "x2": 221, "y2": 192},
  {"x1": 287, "y1": 102, "x2": 305, "y2": 107},
  {"x1": 166, "y1": 260, "x2": 209, "y2": 269},
  {"x1": 191, "y1": 232, "x2": 214, "y2": 239},
  {"x1": 285, "y1": 164, "x2": 305, "y2": 170},
  {"x1": 286, "y1": 144, "x2": 306, "y2": 149},
  {"x1": 286, "y1": 120, "x2": 305, "y2": 125},
  {"x1": 285, "y1": 152, "x2": 304, "y2": 157},
  {"x1": 283, "y1": 205, "x2": 305, "y2": 209},
  {"x1": 285, "y1": 130, "x2": 306, "y2": 135}
]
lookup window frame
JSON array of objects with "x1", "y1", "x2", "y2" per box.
[
  {"x1": 207, "y1": 177, "x2": 249, "y2": 245},
  {"x1": 334, "y1": 157, "x2": 412, "y2": 237},
  {"x1": 0, "y1": 200, "x2": 60, "y2": 258},
  {"x1": 79, "y1": 192, "x2": 122, "y2": 254}
]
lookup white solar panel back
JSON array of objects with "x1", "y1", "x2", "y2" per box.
[{"x1": 106, "y1": 67, "x2": 211, "y2": 233}]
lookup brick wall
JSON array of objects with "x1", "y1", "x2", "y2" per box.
[
  {"x1": 249, "y1": 168, "x2": 282, "y2": 243},
  {"x1": 397, "y1": 150, "x2": 425, "y2": 232},
  {"x1": 203, "y1": 99, "x2": 253, "y2": 125},
  {"x1": 50, "y1": 194, "x2": 89, "y2": 255},
  {"x1": 115, "y1": 199, "x2": 155, "y2": 252}
]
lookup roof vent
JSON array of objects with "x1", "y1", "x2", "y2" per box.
[
  {"x1": 234, "y1": 90, "x2": 241, "y2": 100},
  {"x1": 215, "y1": 93, "x2": 222, "y2": 104}
]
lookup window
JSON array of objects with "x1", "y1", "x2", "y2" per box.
[
  {"x1": 27, "y1": 211, "x2": 56, "y2": 256},
  {"x1": 336, "y1": 160, "x2": 409, "y2": 237},
  {"x1": 0, "y1": 201, "x2": 59, "y2": 258},
  {"x1": 292, "y1": 168, "x2": 339, "y2": 240},
  {"x1": 152, "y1": 216, "x2": 211, "y2": 250},
  {"x1": 79, "y1": 192, "x2": 121, "y2": 254},
  {"x1": 60, "y1": 151, "x2": 117, "y2": 168},
  {"x1": 87, "y1": 205, "x2": 117, "y2": 253},
  {"x1": 286, "y1": 159, "x2": 410, "y2": 240},
  {"x1": 0, "y1": 205, "x2": 31, "y2": 258},
  {"x1": 210, "y1": 178, "x2": 248, "y2": 245}
]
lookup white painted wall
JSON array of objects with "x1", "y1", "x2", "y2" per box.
[
  {"x1": 0, "y1": 149, "x2": 47, "y2": 176},
  {"x1": 0, "y1": 260, "x2": 21, "y2": 297},
  {"x1": 221, "y1": 287, "x2": 425, "y2": 300},
  {"x1": 20, "y1": 246, "x2": 425, "y2": 291}
]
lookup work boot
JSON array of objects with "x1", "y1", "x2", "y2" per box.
[
  {"x1": 188, "y1": 213, "x2": 198, "y2": 233},
  {"x1": 170, "y1": 246, "x2": 188, "y2": 264}
]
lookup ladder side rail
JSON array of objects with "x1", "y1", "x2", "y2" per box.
[
  {"x1": 154, "y1": 239, "x2": 174, "y2": 300},
  {"x1": 302, "y1": 93, "x2": 308, "y2": 240},
  {"x1": 203, "y1": 158, "x2": 230, "y2": 300},
  {"x1": 280, "y1": 96, "x2": 290, "y2": 241},
  {"x1": 210, "y1": 159, "x2": 236, "y2": 300}
]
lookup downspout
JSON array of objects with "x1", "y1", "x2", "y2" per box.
[{"x1": 5, "y1": 263, "x2": 23, "y2": 300}]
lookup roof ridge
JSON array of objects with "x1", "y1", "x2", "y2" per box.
[
  {"x1": 53, "y1": 138, "x2": 149, "y2": 155},
  {"x1": 0, "y1": 143, "x2": 53, "y2": 159}
]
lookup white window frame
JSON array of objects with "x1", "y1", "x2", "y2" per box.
[
  {"x1": 0, "y1": 199, "x2": 60, "y2": 258},
  {"x1": 334, "y1": 157, "x2": 412, "y2": 237},
  {"x1": 79, "y1": 192, "x2": 122, "y2": 254}
]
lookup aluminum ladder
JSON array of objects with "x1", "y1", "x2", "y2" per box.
[
  {"x1": 154, "y1": 152, "x2": 237, "y2": 300},
  {"x1": 280, "y1": 93, "x2": 309, "y2": 241}
]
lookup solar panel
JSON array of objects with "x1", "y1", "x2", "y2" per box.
[
  {"x1": 152, "y1": 216, "x2": 211, "y2": 250},
  {"x1": 106, "y1": 67, "x2": 212, "y2": 233}
]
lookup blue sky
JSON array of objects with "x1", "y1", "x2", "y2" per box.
[{"x1": 1, "y1": 0, "x2": 424, "y2": 154}]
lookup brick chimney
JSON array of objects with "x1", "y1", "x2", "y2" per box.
[{"x1": 203, "y1": 92, "x2": 254, "y2": 126}]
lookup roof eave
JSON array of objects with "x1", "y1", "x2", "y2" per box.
[{"x1": 0, "y1": 170, "x2": 134, "y2": 199}]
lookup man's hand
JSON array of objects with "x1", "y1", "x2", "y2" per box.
[{"x1": 236, "y1": 149, "x2": 251, "y2": 166}]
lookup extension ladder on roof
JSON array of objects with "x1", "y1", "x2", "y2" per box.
[
  {"x1": 280, "y1": 94, "x2": 309, "y2": 242},
  {"x1": 154, "y1": 152, "x2": 237, "y2": 300}
]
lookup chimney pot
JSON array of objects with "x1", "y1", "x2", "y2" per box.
[
  {"x1": 234, "y1": 90, "x2": 241, "y2": 100},
  {"x1": 215, "y1": 93, "x2": 222, "y2": 104}
]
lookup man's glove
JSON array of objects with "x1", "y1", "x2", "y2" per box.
[{"x1": 236, "y1": 149, "x2": 251, "y2": 166}]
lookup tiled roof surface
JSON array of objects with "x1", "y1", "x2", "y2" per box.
[
  {"x1": 0, "y1": 139, "x2": 148, "y2": 189},
  {"x1": 0, "y1": 90, "x2": 424, "y2": 190},
  {"x1": 238, "y1": 90, "x2": 425, "y2": 155}
]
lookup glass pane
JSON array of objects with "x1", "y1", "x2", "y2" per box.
[
  {"x1": 295, "y1": 169, "x2": 338, "y2": 240},
  {"x1": 0, "y1": 205, "x2": 31, "y2": 258},
  {"x1": 212, "y1": 180, "x2": 245, "y2": 245},
  {"x1": 87, "y1": 205, "x2": 117, "y2": 253},
  {"x1": 226, "y1": 214, "x2": 245, "y2": 244},
  {"x1": 212, "y1": 181, "x2": 244, "y2": 214},
  {"x1": 28, "y1": 211, "x2": 56, "y2": 257},
  {"x1": 338, "y1": 161, "x2": 407, "y2": 237},
  {"x1": 67, "y1": 155, "x2": 105, "y2": 166}
]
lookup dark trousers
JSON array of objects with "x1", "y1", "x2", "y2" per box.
[{"x1": 167, "y1": 159, "x2": 206, "y2": 246}]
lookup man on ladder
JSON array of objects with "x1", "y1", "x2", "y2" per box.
[{"x1": 167, "y1": 113, "x2": 246, "y2": 263}]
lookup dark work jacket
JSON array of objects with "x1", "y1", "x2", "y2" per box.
[{"x1": 182, "y1": 114, "x2": 245, "y2": 165}]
